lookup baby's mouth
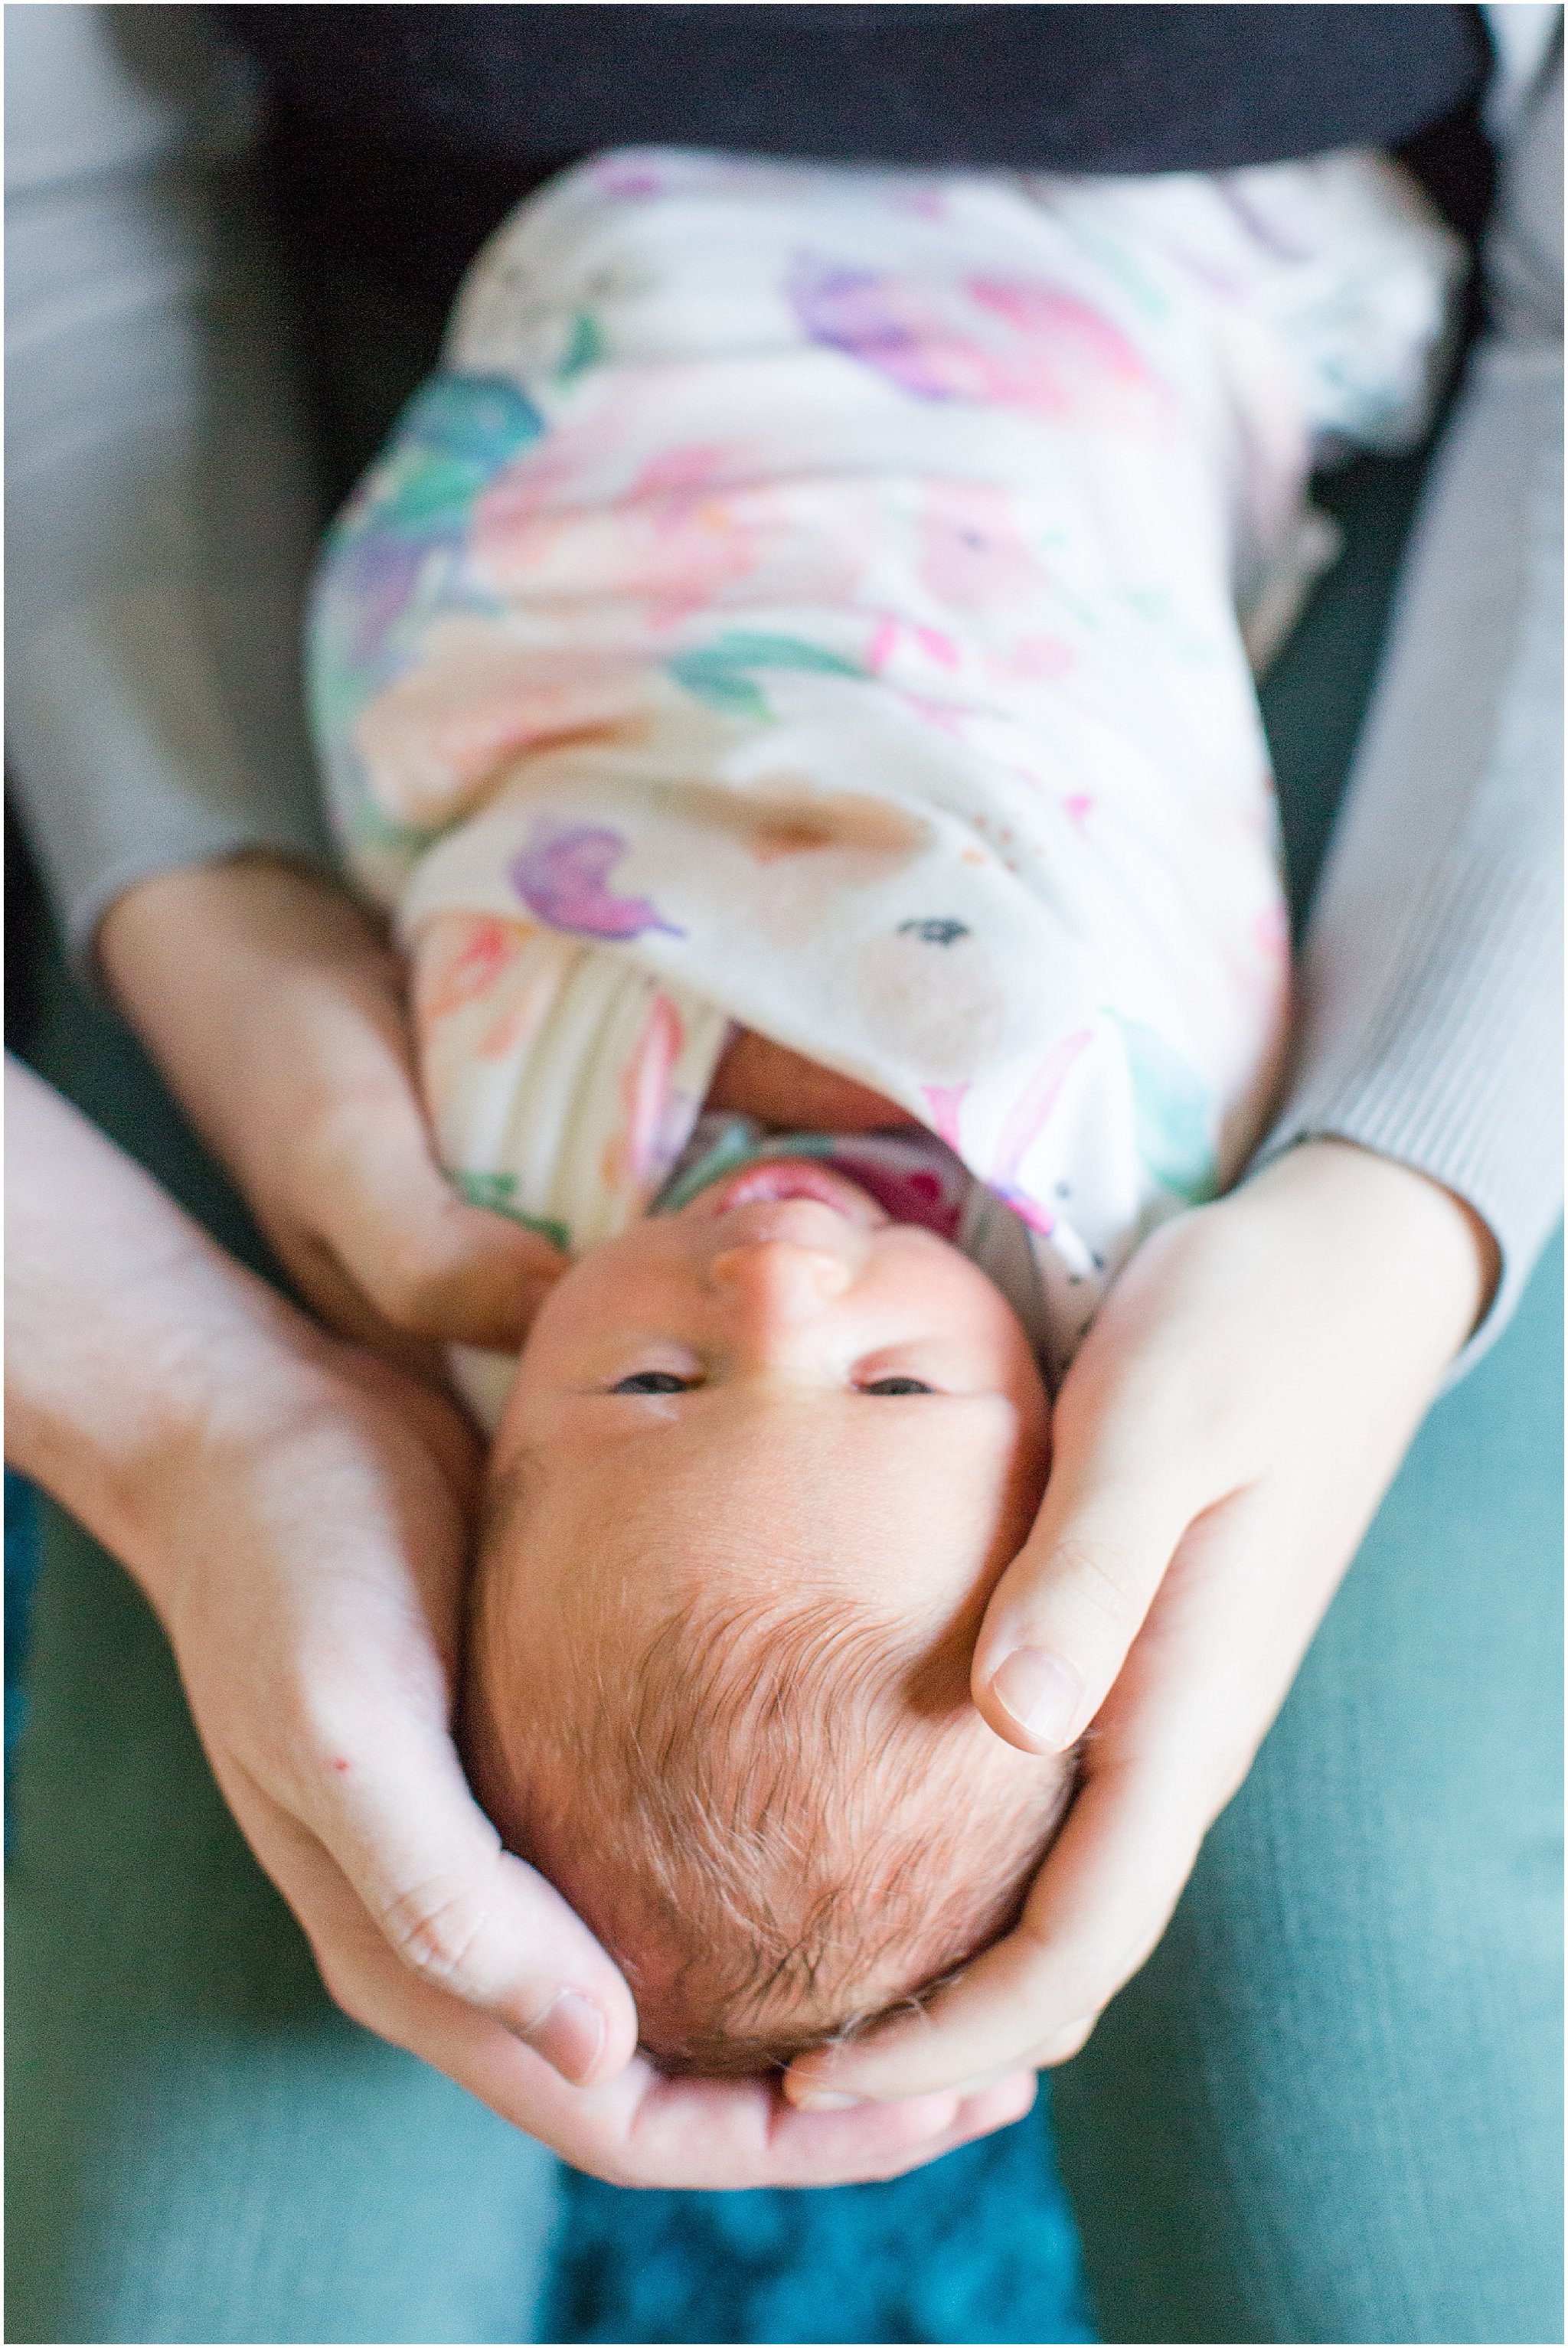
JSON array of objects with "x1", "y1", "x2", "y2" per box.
[{"x1": 696, "y1": 1158, "x2": 888, "y2": 1226}]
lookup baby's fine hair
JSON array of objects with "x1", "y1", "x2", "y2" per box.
[{"x1": 465, "y1": 1470, "x2": 1075, "y2": 2075}]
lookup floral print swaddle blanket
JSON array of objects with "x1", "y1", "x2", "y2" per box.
[{"x1": 309, "y1": 144, "x2": 1459, "y2": 1381}]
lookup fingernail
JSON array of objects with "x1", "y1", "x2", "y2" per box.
[
  {"x1": 789, "y1": 2087, "x2": 864, "y2": 2111},
  {"x1": 990, "y1": 1648, "x2": 1082, "y2": 1749},
  {"x1": 522, "y1": 1991, "x2": 606, "y2": 2084}
]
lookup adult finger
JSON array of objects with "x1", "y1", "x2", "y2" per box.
[
  {"x1": 789, "y1": 1488, "x2": 1289, "y2": 2105},
  {"x1": 235, "y1": 1775, "x2": 1039, "y2": 2185},
  {"x1": 969, "y1": 1423, "x2": 1207, "y2": 1755},
  {"x1": 242, "y1": 1706, "x2": 639, "y2": 2085},
  {"x1": 786, "y1": 1749, "x2": 1203, "y2": 2105},
  {"x1": 459, "y1": 2016, "x2": 1038, "y2": 2190},
  {"x1": 609, "y1": 2067, "x2": 1040, "y2": 2192}
]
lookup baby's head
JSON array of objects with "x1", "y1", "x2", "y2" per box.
[{"x1": 462, "y1": 1158, "x2": 1070, "y2": 2074}]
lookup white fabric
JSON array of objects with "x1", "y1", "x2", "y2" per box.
[
  {"x1": 314, "y1": 148, "x2": 1458, "y2": 1377},
  {"x1": 5, "y1": 10, "x2": 1557, "y2": 1371}
]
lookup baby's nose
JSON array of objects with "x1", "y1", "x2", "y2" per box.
[{"x1": 708, "y1": 1238, "x2": 853, "y2": 1320}]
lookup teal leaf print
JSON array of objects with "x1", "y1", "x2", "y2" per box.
[
  {"x1": 666, "y1": 660, "x2": 771, "y2": 720},
  {"x1": 558, "y1": 312, "x2": 606, "y2": 380},
  {"x1": 333, "y1": 376, "x2": 545, "y2": 544},
  {"x1": 361, "y1": 450, "x2": 490, "y2": 534},
  {"x1": 397, "y1": 374, "x2": 545, "y2": 469},
  {"x1": 1112, "y1": 1017, "x2": 1217, "y2": 1204},
  {"x1": 666, "y1": 632, "x2": 864, "y2": 721},
  {"x1": 453, "y1": 1171, "x2": 570, "y2": 1249}
]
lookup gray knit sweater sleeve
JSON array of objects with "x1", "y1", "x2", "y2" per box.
[
  {"x1": 6, "y1": 8, "x2": 1561, "y2": 1364},
  {"x1": 4, "y1": 4, "x2": 330, "y2": 958},
  {"x1": 1256, "y1": 46, "x2": 1563, "y2": 1360}
]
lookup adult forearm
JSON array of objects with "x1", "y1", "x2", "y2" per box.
[{"x1": 4, "y1": 1058, "x2": 327, "y2": 1612}]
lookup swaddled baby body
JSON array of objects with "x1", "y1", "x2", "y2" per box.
[{"x1": 309, "y1": 145, "x2": 1459, "y2": 2070}]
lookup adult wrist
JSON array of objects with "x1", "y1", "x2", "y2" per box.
[
  {"x1": 99, "y1": 851, "x2": 387, "y2": 1020},
  {"x1": 12, "y1": 1226, "x2": 337, "y2": 1625},
  {"x1": 1243, "y1": 1138, "x2": 1499, "y2": 1361},
  {"x1": 118, "y1": 1341, "x2": 332, "y2": 1641}
]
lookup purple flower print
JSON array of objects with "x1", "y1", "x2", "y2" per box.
[
  {"x1": 788, "y1": 253, "x2": 1168, "y2": 425},
  {"x1": 788, "y1": 255, "x2": 965, "y2": 401},
  {"x1": 510, "y1": 820, "x2": 684, "y2": 941}
]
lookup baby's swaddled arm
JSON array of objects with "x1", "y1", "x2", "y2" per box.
[
  {"x1": 97, "y1": 854, "x2": 569, "y2": 1360},
  {"x1": 707, "y1": 1030, "x2": 914, "y2": 1135}
]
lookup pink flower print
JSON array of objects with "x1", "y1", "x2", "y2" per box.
[
  {"x1": 632, "y1": 449, "x2": 774, "y2": 627},
  {"x1": 903, "y1": 694, "x2": 973, "y2": 740},
  {"x1": 635, "y1": 445, "x2": 740, "y2": 501},
  {"x1": 966, "y1": 278, "x2": 1168, "y2": 428},
  {"x1": 921, "y1": 1083, "x2": 969, "y2": 1153},
  {"x1": 475, "y1": 429, "x2": 871, "y2": 625},
  {"x1": 867, "y1": 616, "x2": 962, "y2": 676},
  {"x1": 626, "y1": 459, "x2": 877, "y2": 624},
  {"x1": 998, "y1": 1190, "x2": 1057, "y2": 1239},
  {"x1": 790, "y1": 253, "x2": 1166, "y2": 426},
  {"x1": 590, "y1": 157, "x2": 668, "y2": 200},
  {"x1": 479, "y1": 442, "x2": 766, "y2": 626},
  {"x1": 917, "y1": 485, "x2": 1044, "y2": 612},
  {"x1": 511, "y1": 819, "x2": 684, "y2": 941},
  {"x1": 609, "y1": 992, "x2": 688, "y2": 1194},
  {"x1": 352, "y1": 629, "x2": 652, "y2": 827},
  {"x1": 416, "y1": 914, "x2": 528, "y2": 1027},
  {"x1": 471, "y1": 439, "x2": 571, "y2": 556},
  {"x1": 891, "y1": 186, "x2": 949, "y2": 223},
  {"x1": 986, "y1": 635, "x2": 1077, "y2": 684},
  {"x1": 989, "y1": 1027, "x2": 1096, "y2": 1215}
]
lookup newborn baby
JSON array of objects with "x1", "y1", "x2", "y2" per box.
[
  {"x1": 309, "y1": 145, "x2": 1457, "y2": 2068},
  {"x1": 462, "y1": 1115, "x2": 1071, "y2": 2072}
]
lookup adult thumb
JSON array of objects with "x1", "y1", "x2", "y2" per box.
[{"x1": 970, "y1": 1450, "x2": 1197, "y2": 1755}]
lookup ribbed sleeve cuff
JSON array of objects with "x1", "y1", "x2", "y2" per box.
[
  {"x1": 1258, "y1": 843, "x2": 1563, "y2": 1377},
  {"x1": 6, "y1": 586, "x2": 332, "y2": 988}
]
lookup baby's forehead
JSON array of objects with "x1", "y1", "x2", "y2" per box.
[
  {"x1": 482, "y1": 1389, "x2": 1040, "y2": 1683},
  {"x1": 500, "y1": 1378, "x2": 1024, "y2": 1536}
]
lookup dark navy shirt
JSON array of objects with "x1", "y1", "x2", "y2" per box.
[{"x1": 225, "y1": 5, "x2": 1491, "y2": 298}]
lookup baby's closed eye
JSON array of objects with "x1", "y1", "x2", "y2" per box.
[{"x1": 606, "y1": 1370, "x2": 937, "y2": 1396}]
